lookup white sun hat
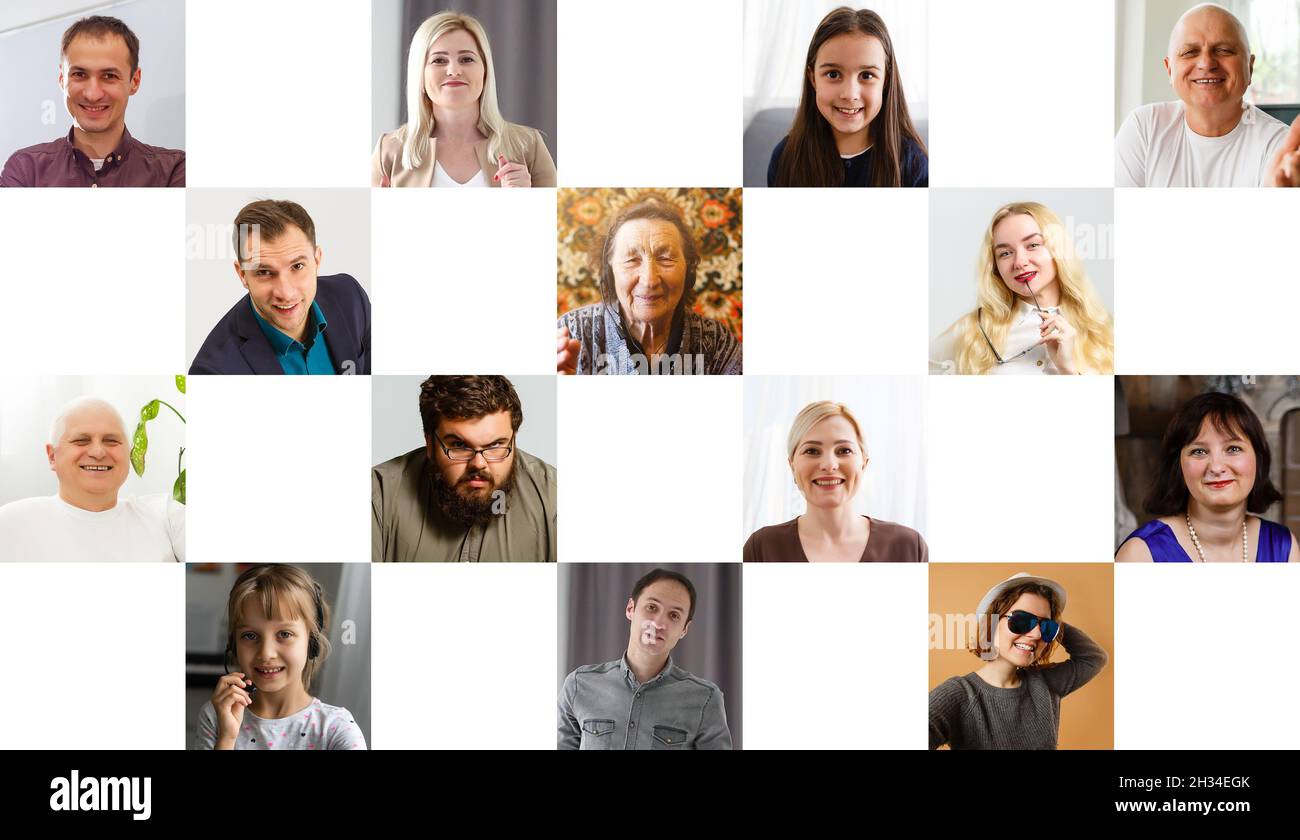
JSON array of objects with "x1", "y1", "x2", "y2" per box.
[{"x1": 976, "y1": 572, "x2": 1067, "y2": 617}]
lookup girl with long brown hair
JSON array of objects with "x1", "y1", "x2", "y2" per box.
[{"x1": 768, "y1": 7, "x2": 927, "y2": 187}]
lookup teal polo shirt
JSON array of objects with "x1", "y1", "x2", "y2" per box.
[{"x1": 249, "y1": 299, "x2": 336, "y2": 375}]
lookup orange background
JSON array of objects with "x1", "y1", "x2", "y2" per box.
[{"x1": 928, "y1": 563, "x2": 1114, "y2": 749}]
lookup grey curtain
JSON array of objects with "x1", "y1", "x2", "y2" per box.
[
  {"x1": 559, "y1": 564, "x2": 743, "y2": 749},
  {"x1": 398, "y1": 0, "x2": 558, "y2": 161},
  {"x1": 315, "y1": 563, "x2": 372, "y2": 749}
]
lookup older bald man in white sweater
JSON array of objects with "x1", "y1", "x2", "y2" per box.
[
  {"x1": 1115, "y1": 3, "x2": 1300, "y2": 187},
  {"x1": 0, "y1": 397, "x2": 183, "y2": 562}
]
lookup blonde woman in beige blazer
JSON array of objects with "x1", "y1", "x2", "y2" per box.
[{"x1": 372, "y1": 11, "x2": 556, "y2": 188}]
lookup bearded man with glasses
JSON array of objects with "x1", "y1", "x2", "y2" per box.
[{"x1": 372, "y1": 375, "x2": 557, "y2": 561}]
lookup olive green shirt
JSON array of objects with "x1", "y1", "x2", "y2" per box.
[{"x1": 371, "y1": 446, "x2": 557, "y2": 562}]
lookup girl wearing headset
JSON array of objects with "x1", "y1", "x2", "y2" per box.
[{"x1": 195, "y1": 565, "x2": 366, "y2": 750}]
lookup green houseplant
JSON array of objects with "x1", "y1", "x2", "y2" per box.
[{"x1": 129, "y1": 375, "x2": 186, "y2": 504}]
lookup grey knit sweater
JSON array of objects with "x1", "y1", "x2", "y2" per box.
[{"x1": 928, "y1": 623, "x2": 1108, "y2": 750}]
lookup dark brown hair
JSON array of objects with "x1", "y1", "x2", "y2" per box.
[
  {"x1": 593, "y1": 197, "x2": 699, "y2": 312},
  {"x1": 631, "y1": 568, "x2": 697, "y2": 624},
  {"x1": 62, "y1": 16, "x2": 141, "y2": 75},
  {"x1": 1144, "y1": 391, "x2": 1281, "y2": 516},
  {"x1": 969, "y1": 583, "x2": 1061, "y2": 667},
  {"x1": 419, "y1": 376, "x2": 523, "y2": 439},
  {"x1": 232, "y1": 199, "x2": 318, "y2": 263},
  {"x1": 773, "y1": 7, "x2": 926, "y2": 187}
]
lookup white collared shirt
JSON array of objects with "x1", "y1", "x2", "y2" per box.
[
  {"x1": 929, "y1": 300, "x2": 1068, "y2": 375},
  {"x1": 994, "y1": 301, "x2": 1062, "y2": 375}
]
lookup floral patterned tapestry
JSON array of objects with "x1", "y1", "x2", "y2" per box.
[{"x1": 557, "y1": 187, "x2": 743, "y2": 342}]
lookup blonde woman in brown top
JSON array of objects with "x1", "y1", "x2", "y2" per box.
[{"x1": 743, "y1": 400, "x2": 927, "y2": 562}]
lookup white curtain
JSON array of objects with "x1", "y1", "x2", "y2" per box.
[
  {"x1": 1228, "y1": 0, "x2": 1300, "y2": 105},
  {"x1": 743, "y1": 0, "x2": 929, "y2": 129},
  {"x1": 743, "y1": 376, "x2": 928, "y2": 542},
  {"x1": 1114, "y1": 0, "x2": 1146, "y2": 127}
]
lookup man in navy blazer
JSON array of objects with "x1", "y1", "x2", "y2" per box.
[{"x1": 190, "y1": 199, "x2": 371, "y2": 375}]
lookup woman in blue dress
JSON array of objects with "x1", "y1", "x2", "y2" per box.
[{"x1": 1117, "y1": 392, "x2": 1297, "y2": 563}]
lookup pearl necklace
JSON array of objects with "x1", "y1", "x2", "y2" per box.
[{"x1": 1185, "y1": 513, "x2": 1248, "y2": 562}]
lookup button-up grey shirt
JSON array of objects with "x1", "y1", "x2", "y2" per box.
[{"x1": 558, "y1": 655, "x2": 732, "y2": 750}]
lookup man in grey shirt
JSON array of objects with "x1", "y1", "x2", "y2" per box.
[
  {"x1": 558, "y1": 568, "x2": 732, "y2": 749},
  {"x1": 372, "y1": 375, "x2": 556, "y2": 562}
]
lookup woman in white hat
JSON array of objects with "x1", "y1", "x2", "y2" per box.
[{"x1": 929, "y1": 572, "x2": 1108, "y2": 749}]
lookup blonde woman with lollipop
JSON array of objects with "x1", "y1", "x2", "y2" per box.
[{"x1": 929, "y1": 202, "x2": 1113, "y2": 375}]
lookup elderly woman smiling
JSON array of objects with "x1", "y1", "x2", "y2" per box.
[
  {"x1": 743, "y1": 400, "x2": 926, "y2": 562},
  {"x1": 556, "y1": 197, "x2": 742, "y2": 375}
]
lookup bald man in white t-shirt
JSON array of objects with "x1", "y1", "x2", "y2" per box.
[
  {"x1": 1115, "y1": 3, "x2": 1300, "y2": 187},
  {"x1": 0, "y1": 397, "x2": 184, "y2": 562}
]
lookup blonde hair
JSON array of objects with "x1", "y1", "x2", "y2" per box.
[
  {"x1": 786, "y1": 400, "x2": 868, "y2": 462},
  {"x1": 225, "y1": 565, "x2": 332, "y2": 692},
  {"x1": 949, "y1": 202, "x2": 1114, "y2": 375},
  {"x1": 401, "y1": 11, "x2": 530, "y2": 171}
]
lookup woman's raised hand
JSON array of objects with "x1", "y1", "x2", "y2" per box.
[
  {"x1": 1036, "y1": 311, "x2": 1079, "y2": 374},
  {"x1": 494, "y1": 154, "x2": 532, "y2": 188}
]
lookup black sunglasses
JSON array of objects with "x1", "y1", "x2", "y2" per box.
[{"x1": 1004, "y1": 610, "x2": 1060, "y2": 643}]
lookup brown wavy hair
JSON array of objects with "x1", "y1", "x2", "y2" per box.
[
  {"x1": 419, "y1": 375, "x2": 523, "y2": 439},
  {"x1": 773, "y1": 7, "x2": 925, "y2": 187}
]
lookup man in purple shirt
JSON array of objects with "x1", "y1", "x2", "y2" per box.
[{"x1": 0, "y1": 15, "x2": 184, "y2": 188}]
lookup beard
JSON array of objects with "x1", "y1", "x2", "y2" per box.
[{"x1": 429, "y1": 458, "x2": 518, "y2": 529}]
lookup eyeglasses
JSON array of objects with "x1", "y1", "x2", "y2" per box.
[
  {"x1": 1003, "y1": 610, "x2": 1061, "y2": 643},
  {"x1": 433, "y1": 432, "x2": 514, "y2": 463},
  {"x1": 978, "y1": 307, "x2": 1037, "y2": 366}
]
